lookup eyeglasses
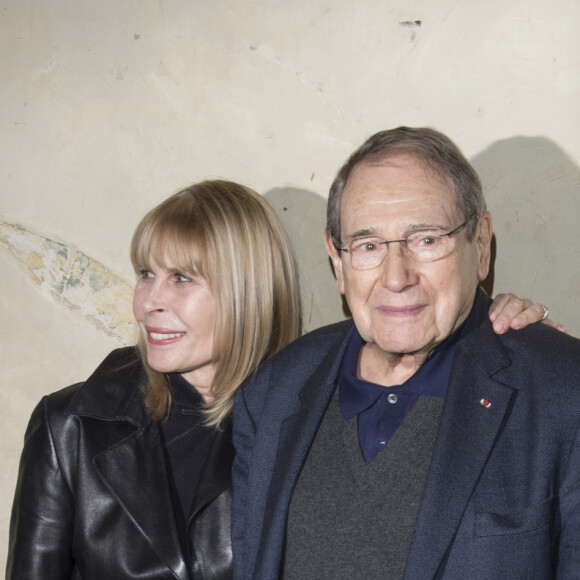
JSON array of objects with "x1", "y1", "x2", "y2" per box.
[{"x1": 337, "y1": 216, "x2": 473, "y2": 271}]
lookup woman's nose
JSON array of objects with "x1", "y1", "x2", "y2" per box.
[{"x1": 139, "y1": 279, "x2": 169, "y2": 313}]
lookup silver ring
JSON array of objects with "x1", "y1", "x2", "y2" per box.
[{"x1": 541, "y1": 305, "x2": 549, "y2": 320}]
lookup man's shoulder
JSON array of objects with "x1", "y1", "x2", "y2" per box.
[
  {"x1": 462, "y1": 318, "x2": 580, "y2": 396},
  {"x1": 502, "y1": 323, "x2": 580, "y2": 381},
  {"x1": 235, "y1": 320, "x2": 354, "y2": 431},
  {"x1": 500, "y1": 322, "x2": 580, "y2": 362},
  {"x1": 241, "y1": 320, "x2": 354, "y2": 396},
  {"x1": 464, "y1": 300, "x2": 580, "y2": 359}
]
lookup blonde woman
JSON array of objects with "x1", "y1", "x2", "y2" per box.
[
  {"x1": 7, "y1": 180, "x2": 300, "y2": 580},
  {"x1": 7, "y1": 179, "x2": 551, "y2": 579}
]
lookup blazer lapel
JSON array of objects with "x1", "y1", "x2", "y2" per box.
[
  {"x1": 94, "y1": 419, "x2": 189, "y2": 580},
  {"x1": 405, "y1": 322, "x2": 517, "y2": 579},
  {"x1": 252, "y1": 327, "x2": 354, "y2": 578}
]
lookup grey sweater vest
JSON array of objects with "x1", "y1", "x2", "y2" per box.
[{"x1": 284, "y1": 388, "x2": 444, "y2": 580}]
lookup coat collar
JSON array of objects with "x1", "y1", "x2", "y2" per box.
[
  {"x1": 92, "y1": 418, "x2": 190, "y2": 580},
  {"x1": 67, "y1": 347, "x2": 190, "y2": 580},
  {"x1": 65, "y1": 346, "x2": 150, "y2": 426}
]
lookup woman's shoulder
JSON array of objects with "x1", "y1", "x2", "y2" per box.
[
  {"x1": 43, "y1": 346, "x2": 147, "y2": 421},
  {"x1": 87, "y1": 346, "x2": 144, "y2": 381}
]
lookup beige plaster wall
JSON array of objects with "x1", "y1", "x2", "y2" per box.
[{"x1": 1, "y1": 0, "x2": 579, "y2": 568}]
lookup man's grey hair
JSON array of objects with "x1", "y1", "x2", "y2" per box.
[{"x1": 326, "y1": 126, "x2": 486, "y2": 248}]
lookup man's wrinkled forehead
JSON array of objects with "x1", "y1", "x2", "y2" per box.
[
  {"x1": 352, "y1": 152, "x2": 453, "y2": 190},
  {"x1": 341, "y1": 154, "x2": 458, "y2": 213}
]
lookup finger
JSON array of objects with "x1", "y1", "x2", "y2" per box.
[
  {"x1": 506, "y1": 301, "x2": 545, "y2": 330},
  {"x1": 488, "y1": 293, "x2": 519, "y2": 322},
  {"x1": 491, "y1": 295, "x2": 534, "y2": 333},
  {"x1": 541, "y1": 318, "x2": 568, "y2": 334}
]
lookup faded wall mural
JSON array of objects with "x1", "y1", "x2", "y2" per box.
[{"x1": 1, "y1": 222, "x2": 135, "y2": 343}]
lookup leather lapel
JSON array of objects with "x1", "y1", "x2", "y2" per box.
[
  {"x1": 64, "y1": 349, "x2": 188, "y2": 579},
  {"x1": 404, "y1": 330, "x2": 517, "y2": 579},
  {"x1": 93, "y1": 419, "x2": 189, "y2": 580}
]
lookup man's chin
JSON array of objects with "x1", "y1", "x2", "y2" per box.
[{"x1": 374, "y1": 334, "x2": 438, "y2": 360}]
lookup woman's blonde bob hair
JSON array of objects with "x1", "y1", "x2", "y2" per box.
[{"x1": 130, "y1": 180, "x2": 302, "y2": 427}]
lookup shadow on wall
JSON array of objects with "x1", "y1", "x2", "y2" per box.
[
  {"x1": 264, "y1": 187, "x2": 347, "y2": 332},
  {"x1": 266, "y1": 136, "x2": 580, "y2": 336},
  {"x1": 473, "y1": 136, "x2": 580, "y2": 334}
]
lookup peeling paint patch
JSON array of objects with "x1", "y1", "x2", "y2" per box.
[{"x1": 0, "y1": 222, "x2": 135, "y2": 344}]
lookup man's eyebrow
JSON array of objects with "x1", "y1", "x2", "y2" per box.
[
  {"x1": 407, "y1": 222, "x2": 449, "y2": 231},
  {"x1": 345, "y1": 222, "x2": 449, "y2": 240},
  {"x1": 345, "y1": 228, "x2": 379, "y2": 240}
]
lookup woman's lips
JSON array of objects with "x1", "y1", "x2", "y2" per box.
[{"x1": 145, "y1": 327, "x2": 186, "y2": 344}]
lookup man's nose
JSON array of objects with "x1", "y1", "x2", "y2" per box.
[{"x1": 379, "y1": 242, "x2": 419, "y2": 292}]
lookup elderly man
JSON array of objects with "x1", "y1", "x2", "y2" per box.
[{"x1": 232, "y1": 127, "x2": 580, "y2": 579}]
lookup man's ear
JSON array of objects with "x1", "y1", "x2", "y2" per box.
[
  {"x1": 475, "y1": 211, "x2": 493, "y2": 282},
  {"x1": 323, "y1": 230, "x2": 345, "y2": 294}
]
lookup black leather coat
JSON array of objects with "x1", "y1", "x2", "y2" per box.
[{"x1": 7, "y1": 347, "x2": 233, "y2": 579}]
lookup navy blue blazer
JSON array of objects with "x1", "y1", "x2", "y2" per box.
[{"x1": 232, "y1": 289, "x2": 580, "y2": 579}]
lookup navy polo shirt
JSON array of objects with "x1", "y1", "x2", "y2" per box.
[{"x1": 339, "y1": 320, "x2": 466, "y2": 462}]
